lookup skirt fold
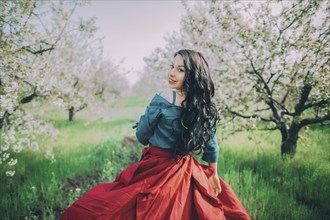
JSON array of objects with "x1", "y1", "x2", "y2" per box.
[{"x1": 60, "y1": 145, "x2": 250, "y2": 220}]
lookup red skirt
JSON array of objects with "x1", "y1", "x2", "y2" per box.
[{"x1": 60, "y1": 145, "x2": 250, "y2": 220}]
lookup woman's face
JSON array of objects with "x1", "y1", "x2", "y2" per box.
[{"x1": 168, "y1": 54, "x2": 186, "y2": 91}]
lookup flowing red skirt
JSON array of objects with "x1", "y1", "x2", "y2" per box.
[{"x1": 60, "y1": 145, "x2": 250, "y2": 220}]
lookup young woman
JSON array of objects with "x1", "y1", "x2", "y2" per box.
[{"x1": 61, "y1": 49, "x2": 250, "y2": 220}]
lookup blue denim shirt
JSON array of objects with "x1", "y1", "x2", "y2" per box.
[{"x1": 133, "y1": 93, "x2": 219, "y2": 163}]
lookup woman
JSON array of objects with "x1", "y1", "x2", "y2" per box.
[{"x1": 61, "y1": 49, "x2": 250, "y2": 220}]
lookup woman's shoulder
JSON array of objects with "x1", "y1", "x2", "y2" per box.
[
  {"x1": 149, "y1": 88, "x2": 180, "y2": 109},
  {"x1": 157, "y1": 88, "x2": 173, "y2": 104}
]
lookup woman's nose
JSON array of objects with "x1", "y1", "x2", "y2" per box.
[{"x1": 169, "y1": 68, "x2": 175, "y2": 77}]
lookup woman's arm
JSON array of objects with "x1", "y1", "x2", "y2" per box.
[
  {"x1": 135, "y1": 105, "x2": 161, "y2": 145},
  {"x1": 208, "y1": 162, "x2": 221, "y2": 196},
  {"x1": 134, "y1": 95, "x2": 163, "y2": 145},
  {"x1": 202, "y1": 132, "x2": 221, "y2": 195}
]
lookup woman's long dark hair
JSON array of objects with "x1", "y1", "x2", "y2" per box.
[{"x1": 175, "y1": 49, "x2": 219, "y2": 155}]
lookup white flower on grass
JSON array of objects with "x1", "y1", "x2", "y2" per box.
[
  {"x1": 6, "y1": 170, "x2": 15, "y2": 177},
  {"x1": 8, "y1": 158, "x2": 17, "y2": 166},
  {"x1": 29, "y1": 142, "x2": 39, "y2": 151},
  {"x1": 44, "y1": 151, "x2": 56, "y2": 163},
  {"x1": 21, "y1": 138, "x2": 30, "y2": 146},
  {"x1": 12, "y1": 144, "x2": 23, "y2": 153},
  {"x1": 2, "y1": 152, "x2": 10, "y2": 161},
  {"x1": 75, "y1": 188, "x2": 81, "y2": 193},
  {"x1": 1, "y1": 143, "x2": 9, "y2": 151}
]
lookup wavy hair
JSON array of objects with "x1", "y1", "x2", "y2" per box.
[{"x1": 174, "y1": 49, "x2": 219, "y2": 155}]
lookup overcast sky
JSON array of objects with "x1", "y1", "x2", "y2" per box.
[{"x1": 74, "y1": 1, "x2": 186, "y2": 84}]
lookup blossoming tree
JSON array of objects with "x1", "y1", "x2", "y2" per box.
[
  {"x1": 141, "y1": 0, "x2": 329, "y2": 157},
  {"x1": 0, "y1": 0, "x2": 126, "y2": 175}
]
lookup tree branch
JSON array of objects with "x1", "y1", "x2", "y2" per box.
[
  {"x1": 228, "y1": 109, "x2": 275, "y2": 122},
  {"x1": 299, "y1": 114, "x2": 330, "y2": 127},
  {"x1": 73, "y1": 79, "x2": 79, "y2": 88},
  {"x1": 255, "y1": 107, "x2": 271, "y2": 112},
  {"x1": 294, "y1": 83, "x2": 312, "y2": 116},
  {"x1": 94, "y1": 87, "x2": 104, "y2": 97},
  {"x1": 277, "y1": 2, "x2": 311, "y2": 41},
  {"x1": 20, "y1": 87, "x2": 37, "y2": 104},
  {"x1": 258, "y1": 127, "x2": 278, "y2": 131},
  {"x1": 280, "y1": 55, "x2": 307, "y2": 105},
  {"x1": 76, "y1": 103, "x2": 87, "y2": 113},
  {"x1": 274, "y1": 2, "x2": 300, "y2": 41},
  {"x1": 22, "y1": 45, "x2": 54, "y2": 55},
  {"x1": 0, "y1": 111, "x2": 8, "y2": 129},
  {"x1": 246, "y1": 55, "x2": 281, "y2": 121},
  {"x1": 52, "y1": 1, "x2": 78, "y2": 46},
  {"x1": 302, "y1": 99, "x2": 330, "y2": 111},
  {"x1": 22, "y1": 1, "x2": 36, "y2": 30}
]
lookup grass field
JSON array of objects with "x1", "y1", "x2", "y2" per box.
[{"x1": 0, "y1": 97, "x2": 329, "y2": 219}]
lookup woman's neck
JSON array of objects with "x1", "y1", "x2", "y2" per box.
[{"x1": 175, "y1": 89, "x2": 186, "y2": 103}]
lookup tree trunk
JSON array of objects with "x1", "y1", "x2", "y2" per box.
[
  {"x1": 68, "y1": 106, "x2": 75, "y2": 121},
  {"x1": 0, "y1": 117, "x2": 3, "y2": 129},
  {"x1": 280, "y1": 123, "x2": 300, "y2": 158}
]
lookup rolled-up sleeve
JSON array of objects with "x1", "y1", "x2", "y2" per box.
[
  {"x1": 134, "y1": 105, "x2": 162, "y2": 145},
  {"x1": 202, "y1": 133, "x2": 219, "y2": 163}
]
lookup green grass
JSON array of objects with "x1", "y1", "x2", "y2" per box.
[
  {"x1": 217, "y1": 124, "x2": 330, "y2": 219},
  {"x1": 1, "y1": 98, "x2": 329, "y2": 220},
  {"x1": 0, "y1": 117, "x2": 142, "y2": 219},
  {"x1": 121, "y1": 96, "x2": 149, "y2": 108}
]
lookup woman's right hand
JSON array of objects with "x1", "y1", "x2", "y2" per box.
[
  {"x1": 208, "y1": 173, "x2": 222, "y2": 196},
  {"x1": 207, "y1": 162, "x2": 221, "y2": 196}
]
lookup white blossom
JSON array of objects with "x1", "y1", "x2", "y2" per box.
[
  {"x1": 44, "y1": 151, "x2": 56, "y2": 163},
  {"x1": 6, "y1": 170, "x2": 15, "y2": 177},
  {"x1": 12, "y1": 144, "x2": 23, "y2": 153},
  {"x1": 2, "y1": 152, "x2": 10, "y2": 161},
  {"x1": 8, "y1": 158, "x2": 18, "y2": 166},
  {"x1": 1, "y1": 143, "x2": 9, "y2": 151},
  {"x1": 0, "y1": 0, "x2": 129, "y2": 177}
]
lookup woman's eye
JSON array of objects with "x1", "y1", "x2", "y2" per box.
[
  {"x1": 178, "y1": 68, "x2": 185, "y2": 73},
  {"x1": 170, "y1": 64, "x2": 174, "y2": 69}
]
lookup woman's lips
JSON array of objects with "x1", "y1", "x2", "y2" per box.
[{"x1": 168, "y1": 78, "x2": 176, "y2": 84}]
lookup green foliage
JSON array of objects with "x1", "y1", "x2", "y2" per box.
[{"x1": 0, "y1": 106, "x2": 328, "y2": 219}]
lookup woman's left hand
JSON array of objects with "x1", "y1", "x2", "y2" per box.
[{"x1": 208, "y1": 173, "x2": 221, "y2": 196}]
